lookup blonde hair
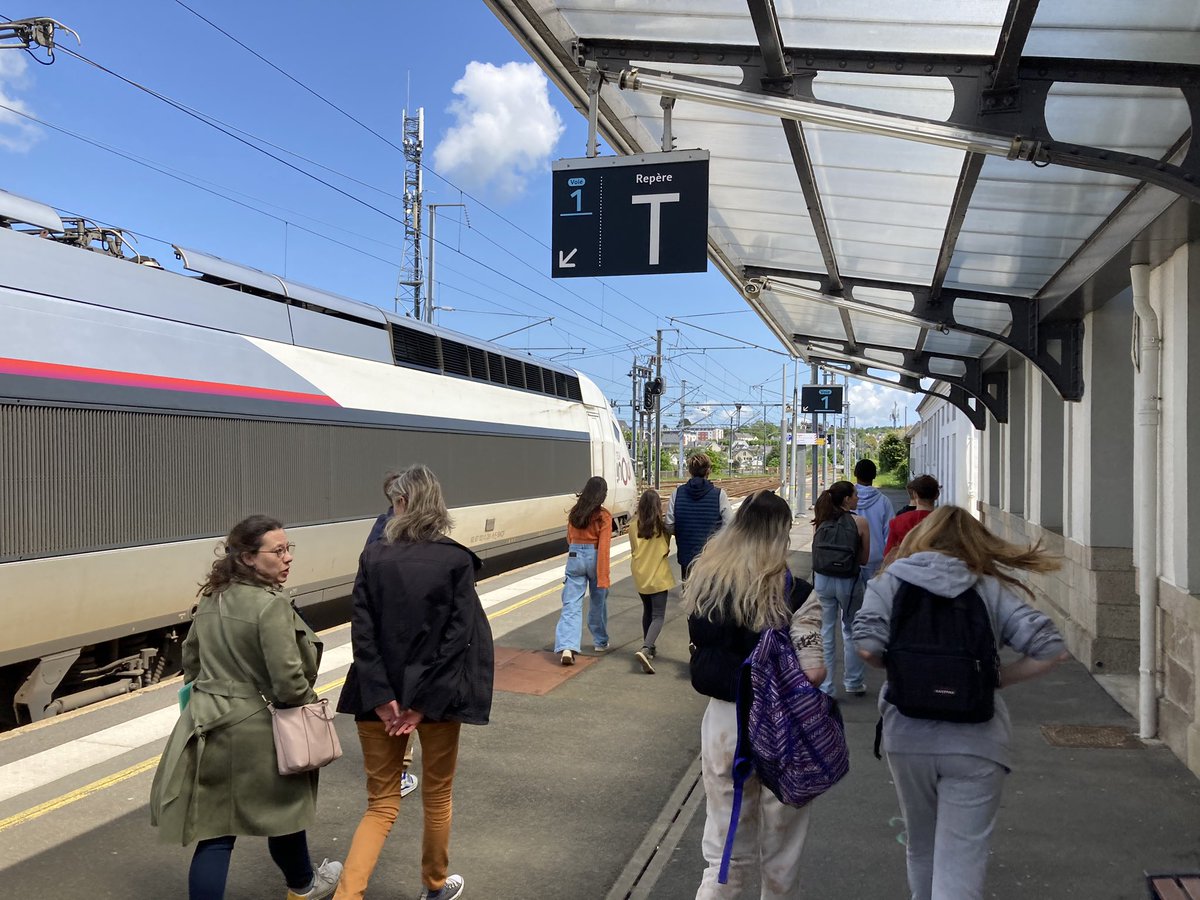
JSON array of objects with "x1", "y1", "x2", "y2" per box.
[
  {"x1": 889, "y1": 505, "x2": 1060, "y2": 599},
  {"x1": 384, "y1": 464, "x2": 453, "y2": 543},
  {"x1": 683, "y1": 491, "x2": 793, "y2": 632}
]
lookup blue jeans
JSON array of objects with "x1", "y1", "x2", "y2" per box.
[
  {"x1": 189, "y1": 832, "x2": 312, "y2": 899},
  {"x1": 554, "y1": 543, "x2": 609, "y2": 652},
  {"x1": 814, "y1": 572, "x2": 866, "y2": 694}
]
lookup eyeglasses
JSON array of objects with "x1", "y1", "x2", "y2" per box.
[{"x1": 258, "y1": 543, "x2": 296, "y2": 558}]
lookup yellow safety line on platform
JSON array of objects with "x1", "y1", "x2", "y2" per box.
[{"x1": 0, "y1": 563, "x2": 634, "y2": 833}]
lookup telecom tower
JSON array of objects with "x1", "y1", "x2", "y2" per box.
[{"x1": 396, "y1": 108, "x2": 424, "y2": 318}]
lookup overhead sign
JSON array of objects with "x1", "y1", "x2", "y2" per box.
[
  {"x1": 801, "y1": 385, "x2": 844, "y2": 414},
  {"x1": 551, "y1": 150, "x2": 710, "y2": 278}
]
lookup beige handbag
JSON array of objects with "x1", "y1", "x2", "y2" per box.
[
  {"x1": 267, "y1": 699, "x2": 343, "y2": 775},
  {"x1": 214, "y1": 592, "x2": 342, "y2": 775}
]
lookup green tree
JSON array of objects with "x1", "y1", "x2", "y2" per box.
[{"x1": 878, "y1": 432, "x2": 908, "y2": 474}]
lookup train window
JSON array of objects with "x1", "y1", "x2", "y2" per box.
[
  {"x1": 391, "y1": 324, "x2": 440, "y2": 371},
  {"x1": 525, "y1": 363, "x2": 544, "y2": 393},
  {"x1": 486, "y1": 352, "x2": 506, "y2": 384},
  {"x1": 441, "y1": 339, "x2": 470, "y2": 377},
  {"x1": 467, "y1": 346, "x2": 487, "y2": 380},
  {"x1": 506, "y1": 357, "x2": 526, "y2": 389}
]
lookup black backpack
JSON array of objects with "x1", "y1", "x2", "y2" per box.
[
  {"x1": 883, "y1": 579, "x2": 1000, "y2": 723},
  {"x1": 812, "y1": 513, "x2": 860, "y2": 578}
]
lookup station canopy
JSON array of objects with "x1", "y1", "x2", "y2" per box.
[{"x1": 486, "y1": 0, "x2": 1199, "y2": 428}]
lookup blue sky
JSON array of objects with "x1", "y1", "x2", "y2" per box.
[{"x1": 0, "y1": 1, "x2": 920, "y2": 428}]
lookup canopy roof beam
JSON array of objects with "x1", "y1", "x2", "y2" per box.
[
  {"x1": 747, "y1": 268, "x2": 1083, "y2": 400},
  {"x1": 745, "y1": 0, "x2": 842, "y2": 292},
  {"x1": 800, "y1": 335, "x2": 1009, "y2": 423},
  {"x1": 615, "y1": 64, "x2": 1200, "y2": 203},
  {"x1": 817, "y1": 361, "x2": 988, "y2": 430}
]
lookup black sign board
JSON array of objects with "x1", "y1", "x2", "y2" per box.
[
  {"x1": 551, "y1": 150, "x2": 710, "y2": 278},
  {"x1": 801, "y1": 385, "x2": 844, "y2": 415}
]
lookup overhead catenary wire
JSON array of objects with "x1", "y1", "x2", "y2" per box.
[{"x1": 15, "y1": 22, "x2": 765, "y2": 407}]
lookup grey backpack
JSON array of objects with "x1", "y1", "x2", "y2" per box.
[{"x1": 812, "y1": 513, "x2": 860, "y2": 578}]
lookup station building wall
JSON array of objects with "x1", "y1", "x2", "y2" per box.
[{"x1": 968, "y1": 239, "x2": 1200, "y2": 777}]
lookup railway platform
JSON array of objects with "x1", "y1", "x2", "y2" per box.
[{"x1": 2, "y1": 511, "x2": 1199, "y2": 899}]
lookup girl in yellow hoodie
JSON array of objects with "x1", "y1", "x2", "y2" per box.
[{"x1": 628, "y1": 489, "x2": 676, "y2": 674}]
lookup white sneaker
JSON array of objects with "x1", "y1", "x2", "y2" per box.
[
  {"x1": 635, "y1": 648, "x2": 656, "y2": 674},
  {"x1": 561, "y1": 649, "x2": 575, "y2": 666},
  {"x1": 286, "y1": 859, "x2": 342, "y2": 900},
  {"x1": 418, "y1": 873, "x2": 464, "y2": 900},
  {"x1": 400, "y1": 771, "x2": 419, "y2": 797}
]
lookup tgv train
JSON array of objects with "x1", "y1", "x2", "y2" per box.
[{"x1": 0, "y1": 188, "x2": 636, "y2": 725}]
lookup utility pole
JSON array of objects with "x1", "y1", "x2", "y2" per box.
[
  {"x1": 397, "y1": 108, "x2": 424, "y2": 318},
  {"x1": 779, "y1": 365, "x2": 788, "y2": 497},
  {"x1": 630, "y1": 358, "x2": 640, "y2": 483},
  {"x1": 810, "y1": 362, "x2": 819, "y2": 507},
  {"x1": 653, "y1": 329, "x2": 663, "y2": 490},
  {"x1": 425, "y1": 203, "x2": 466, "y2": 324},
  {"x1": 732, "y1": 403, "x2": 743, "y2": 474},
  {"x1": 790, "y1": 359, "x2": 800, "y2": 509},
  {"x1": 678, "y1": 379, "x2": 687, "y2": 478}
]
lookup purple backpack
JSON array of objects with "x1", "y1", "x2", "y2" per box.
[{"x1": 718, "y1": 616, "x2": 850, "y2": 883}]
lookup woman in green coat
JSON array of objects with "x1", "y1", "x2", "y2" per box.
[{"x1": 150, "y1": 515, "x2": 343, "y2": 900}]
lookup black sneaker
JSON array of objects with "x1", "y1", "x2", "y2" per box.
[{"x1": 635, "y1": 648, "x2": 656, "y2": 674}]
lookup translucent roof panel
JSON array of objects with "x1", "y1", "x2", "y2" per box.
[
  {"x1": 775, "y1": 1, "x2": 1006, "y2": 54},
  {"x1": 1026, "y1": 0, "x2": 1200, "y2": 64},
  {"x1": 494, "y1": 0, "x2": 1200, "y2": 403},
  {"x1": 555, "y1": 0, "x2": 759, "y2": 43},
  {"x1": 849, "y1": 318, "x2": 922, "y2": 349}
]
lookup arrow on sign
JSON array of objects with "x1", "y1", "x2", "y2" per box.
[{"x1": 558, "y1": 248, "x2": 578, "y2": 268}]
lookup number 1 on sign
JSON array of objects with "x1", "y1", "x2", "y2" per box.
[{"x1": 570, "y1": 189, "x2": 582, "y2": 213}]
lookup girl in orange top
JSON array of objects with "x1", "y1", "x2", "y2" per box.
[{"x1": 554, "y1": 476, "x2": 612, "y2": 665}]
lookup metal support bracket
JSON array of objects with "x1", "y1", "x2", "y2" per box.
[
  {"x1": 585, "y1": 64, "x2": 602, "y2": 158},
  {"x1": 0, "y1": 17, "x2": 78, "y2": 61},
  {"x1": 14, "y1": 647, "x2": 81, "y2": 723},
  {"x1": 751, "y1": 265, "x2": 1083, "y2": 401},
  {"x1": 801, "y1": 333, "x2": 1010, "y2": 424}
]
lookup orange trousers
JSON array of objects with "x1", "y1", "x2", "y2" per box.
[{"x1": 332, "y1": 720, "x2": 461, "y2": 899}]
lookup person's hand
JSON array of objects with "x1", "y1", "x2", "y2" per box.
[
  {"x1": 392, "y1": 708, "x2": 424, "y2": 736},
  {"x1": 374, "y1": 700, "x2": 402, "y2": 732}
]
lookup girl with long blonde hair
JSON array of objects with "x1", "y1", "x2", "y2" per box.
[
  {"x1": 852, "y1": 505, "x2": 1068, "y2": 900},
  {"x1": 685, "y1": 491, "x2": 825, "y2": 897}
]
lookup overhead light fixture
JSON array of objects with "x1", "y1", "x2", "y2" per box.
[
  {"x1": 617, "y1": 69, "x2": 1046, "y2": 162},
  {"x1": 745, "y1": 277, "x2": 949, "y2": 333},
  {"x1": 806, "y1": 343, "x2": 930, "y2": 382}
]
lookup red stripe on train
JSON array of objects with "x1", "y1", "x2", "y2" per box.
[{"x1": 0, "y1": 357, "x2": 340, "y2": 407}]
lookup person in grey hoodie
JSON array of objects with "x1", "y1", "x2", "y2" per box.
[
  {"x1": 852, "y1": 458, "x2": 895, "y2": 582},
  {"x1": 851, "y1": 506, "x2": 1069, "y2": 900}
]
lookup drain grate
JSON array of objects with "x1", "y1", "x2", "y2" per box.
[{"x1": 1040, "y1": 724, "x2": 1144, "y2": 749}]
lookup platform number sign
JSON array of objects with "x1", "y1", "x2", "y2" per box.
[
  {"x1": 801, "y1": 385, "x2": 844, "y2": 415},
  {"x1": 551, "y1": 149, "x2": 710, "y2": 278}
]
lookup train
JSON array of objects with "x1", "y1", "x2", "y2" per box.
[{"x1": 0, "y1": 187, "x2": 637, "y2": 726}]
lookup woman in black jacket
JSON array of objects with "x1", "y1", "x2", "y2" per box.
[
  {"x1": 686, "y1": 491, "x2": 825, "y2": 899},
  {"x1": 336, "y1": 464, "x2": 494, "y2": 900}
]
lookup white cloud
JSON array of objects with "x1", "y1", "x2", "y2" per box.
[
  {"x1": 847, "y1": 379, "x2": 916, "y2": 427},
  {"x1": 0, "y1": 52, "x2": 42, "y2": 153},
  {"x1": 432, "y1": 61, "x2": 563, "y2": 200}
]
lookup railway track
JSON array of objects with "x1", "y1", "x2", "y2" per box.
[{"x1": 652, "y1": 475, "x2": 781, "y2": 502}]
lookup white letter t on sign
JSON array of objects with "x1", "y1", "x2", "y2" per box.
[{"x1": 630, "y1": 192, "x2": 680, "y2": 265}]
